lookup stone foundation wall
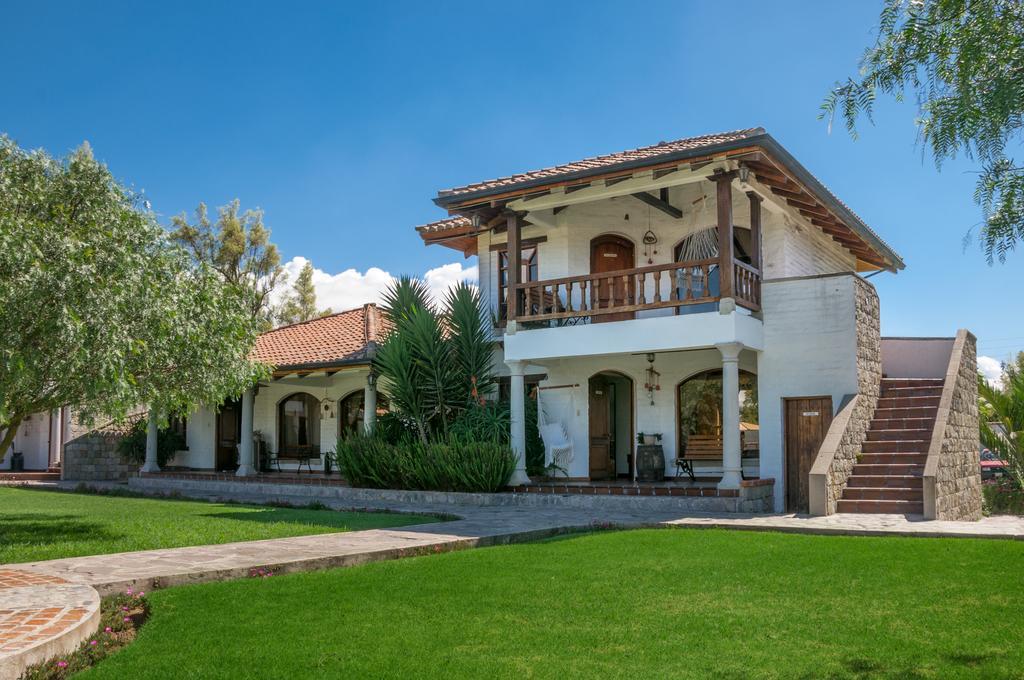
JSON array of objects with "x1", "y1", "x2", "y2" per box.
[
  {"x1": 926, "y1": 330, "x2": 982, "y2": 520},
  {"x1": 810, "y1": 277, "x2": 881, "y2": 514},
  {"x1": 63, "y1": 432, "x2": 136, "y2": 481}
]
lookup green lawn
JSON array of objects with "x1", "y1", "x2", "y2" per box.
[
  {"x1": 0, "y1": 487, "x2": 437, "y2": 563},
  {"x1": 83, "y1": 529, "x2": 1024, "y2": 679}
]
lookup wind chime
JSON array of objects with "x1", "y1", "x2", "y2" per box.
[
  {"x1": 644, "y1": 353, "x2": 661, "y2": 405},
  {"x1": 642, "y1": 204, "x2": 659, "y2": 264}
]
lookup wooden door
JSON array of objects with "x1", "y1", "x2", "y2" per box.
[
  {"x1": 784, "y1": 397, "x2": 833, "y2": 513},
  {"x1": 216, "y1": 399, "x2": 241, "y2": 471},
  {"x1": 590, "y1": 236, "x2": 635, "y2": 322},
  {"x1": 589, "y1": 378, "x2": 615, "y2": 480}
]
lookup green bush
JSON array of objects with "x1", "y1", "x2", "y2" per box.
[
  {"x1": 335, "y1": 434, "x2": 515, "y2": 493},
  {"x1": 983, "y1": 479, "x2": 1024, "y2": 516},
  {"x1": 116, "y1": 418, "x2": 185, "y2": 468},
  {"x1": 449, "y1": 401, "x2": 509, "y2": 445}
]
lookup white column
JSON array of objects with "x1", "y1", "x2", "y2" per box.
[
  {"x1": 141, "y1": 409, "x2": 161, "y2": 473},
  {"x1": 363, "y1": 373, "x2": 377, "y2": 434},
  {"x1": 236, "y1": 388, "x2": 256, "y2": 476},
  {"x1": 717, "y1": 342, "x2": 743, "y2": 490},
  {"x1": 506, "y1": 360, "x2": 531, "y2": 486},
  {"x1": 48, "y1": 410, "x2": 61, "y2": 467}
]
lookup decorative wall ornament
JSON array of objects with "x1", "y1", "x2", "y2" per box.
[
  {"x1": 320, "y1": 399, "x2": 336, "y2": 420},
  {"x1": 644, "y1": 353, "x2": 661, "y2": 405}
]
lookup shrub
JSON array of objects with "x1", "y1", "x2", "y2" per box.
[
  {"x1": 335, "y1": 434, "x2": 515, "y2": 493},
  {"x1": 449, "y1": 401, "x2": 509, "y2": 445},
  {"x1": 983, "y1": 479, "x2": 1024, "y2": 516},
  {"x1": 116, "y1": 417, "x2": 185, "y2": 467}
]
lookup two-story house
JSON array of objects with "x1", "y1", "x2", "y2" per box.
[{"x1": 418, "y1": 128, "x2": 981, "y2": 520}]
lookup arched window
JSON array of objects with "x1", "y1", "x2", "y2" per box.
[
  {"x1": 278, "y1": 393, "x2": 320, "y2": 455},
  {"x1": 677, "y1": 369, "x2": 757, "y2": 455},
  {"x1": 338, "y1": 391, "x2": 391, "y2": 437}
]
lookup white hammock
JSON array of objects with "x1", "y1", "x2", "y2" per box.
[{"x1": 536, "y1": 385, "x2": 574, "y2": 473}]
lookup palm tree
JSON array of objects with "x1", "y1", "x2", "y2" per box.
[{"x1": 979, "y1": 353, "x2": 1024, "y2": 487}]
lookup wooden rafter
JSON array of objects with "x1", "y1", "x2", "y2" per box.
[{"x1": 630, "y1": 190, "x2": 683, "y2": 219}]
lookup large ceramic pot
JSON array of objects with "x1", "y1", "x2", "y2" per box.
[{"x1": 635, "y1": 444, "x2": 665, "y2": 482}]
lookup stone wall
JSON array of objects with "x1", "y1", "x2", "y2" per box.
[
  {"x1": 809, "y1": 276, "x2": 881, "y2": 514},
  {"x1": 63, "y1": 431, "x2": 136, "y2": 481},
  {"x1": 925, "y1": 330, "x2": 982, "y2": 520}
]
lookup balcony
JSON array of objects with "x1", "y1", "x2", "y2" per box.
[{"x1": 512, "y1": 257, "x2": 761, "y2": 325}]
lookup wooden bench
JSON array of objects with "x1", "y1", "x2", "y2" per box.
[
  {"x1": 271, "y1": 446, "x2": 320, "y2": 474},
  {"x1": 675, "y1": 433, "x2": 759, "y2": 482}
]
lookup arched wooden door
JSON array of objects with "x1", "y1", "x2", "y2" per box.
[{"x1": 590, "y1": 235, "x2": 635, "y2": 323}]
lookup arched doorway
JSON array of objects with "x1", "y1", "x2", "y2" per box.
[
  {"x1": 590, "y1": 234, "x2": 635, "y2": 323},
  {"x1": 278, "y1": 392, "x2": 321, "y2": 458},
  {"x1": 338, "y1": 390, "x2": 390, "y2": 437},
  {"x1": 588, "y1": 371, "x2": 634, "y2": 480}
]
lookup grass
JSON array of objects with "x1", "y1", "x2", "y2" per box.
[
  {"x1": 83, "y1": 528, "x2": 1024, "y2": 679},
  {"x1": 0, "y1": 487, "x2": 438, "y2": 563}
]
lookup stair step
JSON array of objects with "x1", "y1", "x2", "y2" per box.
[
  {"x1": 865, "y1": 428, "x2": 932, "y2": 442},
  {"x1": 858, "y1": 453, "x2": 928, "y2": 465},
  {"x1": 836, "y1": 498, "x2": 924, "y2": 514},
  {"x1": 847, "y1": 474, "x2": 923, "y2": 488},
  {"x1": 880, "y1": 386, "x2": 944, "y2": 398},
  {"x1": 881, "y1": 378, "x2": 944, "y2": 388},
  {"x1": 862, "y1": 439, "x2": 929, "y2": 453},
  {"x1": 871, "y1": 417, "x2": 936, "y2": 431},
  {"x1": 851, "y1": 463, "x2": 924, "y2": 476},
  {"x1": 874, "y1": 406, "x2": 939, "y2": 420},
  {"x1": 877, "y1": 395, "x2": 941, "y2": 408},
  {"x1": 842, "y1": 486, "x2": 924, "y2": 501}
]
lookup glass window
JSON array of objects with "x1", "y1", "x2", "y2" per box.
[
  {"x1": 278, "y1": 393, "x2": 320, "y2": 453},
  {"x1": 498, "y1": 245, "x2": 538, "y2": 321},
  {"x1": 677, "y1": 369, "x2": 757, "y2": 454},
  {"x1": 338, "y1": 391, "x2": 391, "y2": 438}
]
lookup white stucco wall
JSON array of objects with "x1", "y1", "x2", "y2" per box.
[
  {"x1": 881, "y1": 337, "x2": 954, "y2": 379},
  {"x1": 0, "y1": 411, "x2": 51, "y2": 470},
  {"x1": 757, "y1": 274, "x2": 862, "y2": 511}
]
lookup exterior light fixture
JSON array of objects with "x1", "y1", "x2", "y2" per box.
[
  {"x1": 738, "y1": 165, "x2": 751, "y2": 184},
  {"x1": 367, "y1": 371, "x2": 377, "y2": 388}
]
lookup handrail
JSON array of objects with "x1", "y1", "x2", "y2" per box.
[{"x1": 511, "y1": 257, "x2": 758, "y2": 323}]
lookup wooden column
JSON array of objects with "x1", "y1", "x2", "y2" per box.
[
  {"x1": 711, "y1": 171, "x2": 737, "y2": 300},
  {"x1": 506, "y1": 212, "x2": 522, "y2": 320},
  {"x1": 747, "y1": 191, "x2": 762, "y2": 270}
]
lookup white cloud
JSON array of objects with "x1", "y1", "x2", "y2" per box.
[
  {"x1": 274, "y1": 256, "x2": 479, "y2": 312},
  {"x1": 978, "y1": 355, "x2": 1004, "y2": 389}
]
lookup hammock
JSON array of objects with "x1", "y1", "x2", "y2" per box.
[{"x1": 535, "y1": 385, "x2": 575, "y2": 473}]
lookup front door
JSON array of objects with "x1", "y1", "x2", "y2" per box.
[
  {"x1": 589, "y1": 376, "x2": 615, "y2": 480},
  {"x1": 216, "y1": 399, "x2": 242, "y2": 471},
  {"x1": 590, "y1": 236, "x2": 635, "y2": 323},
  {"x1": 784, "y1": 397, "x2": 833, "y2": 513}
]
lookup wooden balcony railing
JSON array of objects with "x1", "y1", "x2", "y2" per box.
[{"x1": 512, "y1": 257, "x2": 760, "y2": 324}]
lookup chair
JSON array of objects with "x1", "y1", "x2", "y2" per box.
[{"x1": 539, "y1": 423, "x2": 574, "y2": 474}]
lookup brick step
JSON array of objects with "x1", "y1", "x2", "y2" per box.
[
  {"x1": 881, "y1": 378, "x2": 944, "y2": 388},
  {"x1": 842, "y1": 486, "x2": 923, "y2": 501},
  {"x1": 836, "y1": 498, "x2": 924, "y2": 514},
  {"x1": 865, "y1": 428, "x2": 933, "y2": 442},
  {"x1": 880, "y1": 386, "x2": 944, "y2": 398},
  {"x1": 861, "y1": 439, "x2": 929, "y2": 454},
  {"x1": 877, "y1": 395, "x2": 941, "y2": 409},
  {"x1": 851, "y1": 463, "x2": 924, "y2": 476},
  {"x1": 874, "y1": 406, "x2": 939, "y2": 420},
  {"x1": 858, "y1": 453, "x2": 928, "y2": 465},
  {"x1": 846, "y1": 474, "x2": 923, "y2": 488},
  {"x1": 870, "y1": 417, "x2": 936, "y2": 431}
]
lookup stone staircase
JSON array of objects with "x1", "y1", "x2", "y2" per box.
[{"x1": 837, "y1": 378, "x2": 944, "y2": 514}]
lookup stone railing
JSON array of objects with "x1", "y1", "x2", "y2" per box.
[
  {"x1": 923, "y1": 329, "x2": 982, "y2": 520},
  {"x1": 62, "y1": 426, "x2": 135, "y2": 481},
  {"x1": 808, "y1": 276, "x2": 881, "y2": 515}
]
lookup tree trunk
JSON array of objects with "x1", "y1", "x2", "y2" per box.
[{"x1": 0, "y1": 414, "x2": 24, "y2": 463}]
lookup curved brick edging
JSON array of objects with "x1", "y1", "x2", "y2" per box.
[{"x1": 0, "y1": 570, "x2": 100, "y2": 680}]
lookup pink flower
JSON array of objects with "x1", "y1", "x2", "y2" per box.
[
  {"x1": 104, "y1": 627, "x2": 112, "y2": 633},
  {"x1": 90, "y1": 640, "x2": 98, "y2": 646},
  {"x1": 57, "y1": 661, "x2": 68, "y2": 668},
  {"x1": 137, "y1": 591, "x2": 145, "y2": 597},
  {"x1": 123, "y1": 616, "x2": 131, "y2": 622},
  {"x1": 126, "y1": 588, "x2": 132, "y2": 595}
]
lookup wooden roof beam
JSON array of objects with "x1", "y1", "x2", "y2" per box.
[{"x1": 630, "y1": 190, "x2": 683, "y2": 219}]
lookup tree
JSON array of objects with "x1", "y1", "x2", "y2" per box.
[
  {"x1": 373, "y1": 278, "x2": 495, "y2": 443},
  {"x1": 275, "y1": 260, "x2": 331, "y2": 326},
  {"x1": 170, "y1": 199, "x2": 285, "y2": 329},
  {"x1": 979, "y1": 352, "x2": 1024, "y2": 487},
  {"x1": 0, "y1": 136, "x2": 267, "y2": 461},
  {"x1": 822, "y1": 0, "x2": 1024, "y2": 262}
]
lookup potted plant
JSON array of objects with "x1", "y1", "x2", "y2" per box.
[{"x1": 637, "y1": 432, "x2": 662, "y2": 446}]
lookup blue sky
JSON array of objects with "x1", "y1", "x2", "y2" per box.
[{"x1": 3, "y1": 1, "x2": 1021, "y2": 372}]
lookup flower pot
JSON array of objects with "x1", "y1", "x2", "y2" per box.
[{"x1": 642, "y1": 435, "x2": 659, "y2": 446}]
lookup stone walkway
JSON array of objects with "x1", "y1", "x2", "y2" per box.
[{"x1": 0, "y1": 570, "x2": 99, "y2": 680}]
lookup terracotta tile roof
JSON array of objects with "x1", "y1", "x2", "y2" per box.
[
  {"x1": 437, "y1": 128, "x2": 764, "y2": 199},
  {"x1": 253, "y1": 303, "x2": 384, "y2": 369},
  {"x1": 416, "y1": 215, "x2": 472, "y2": 234}
]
